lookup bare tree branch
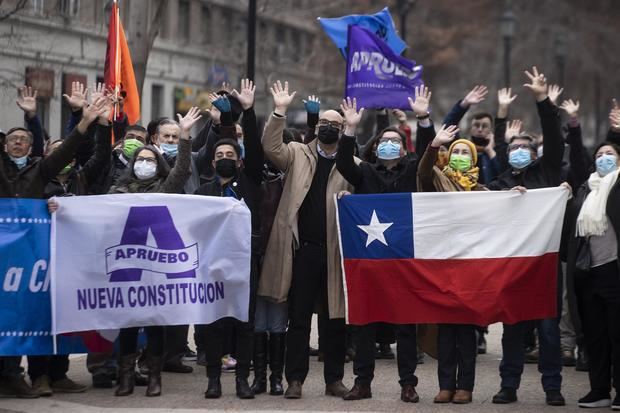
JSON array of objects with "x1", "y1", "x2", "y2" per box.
[{"x1": 0, "y1": 0, "x2": 28, "y2": 22}]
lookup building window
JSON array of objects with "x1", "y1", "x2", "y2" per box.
[
  {"x1": 32, "y1": 0, "x2": 45, "y2": 14},
  {"x1": 291, "y1": 30, "x2": 301, "y2": 60},
  {"x1": 178, "y1": 0, "x2": 190, "y2": 42},
  {"x1": 151, "y1": 84, "x2": 164, "y2": 121},
  {"x1": 59, "y1": 0, "x2": 80, "y2": 17}
]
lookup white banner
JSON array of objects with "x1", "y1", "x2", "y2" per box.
[{"x1": 51, "y1": 194, "x2": 251, "y2": 334}]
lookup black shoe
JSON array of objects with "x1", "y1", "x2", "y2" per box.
[
  {"x1": 612, "y1": 393, "x2": 620, "y2": 410},
  {"x1": 492, "y1": 387, "x2": 517, "y2": 404},
  {"x1": 251, "y1": 332, "x2": 268, "y2": 395},
  {"x1": 309, "y1": 346, "x2": 319, "y2": 357},
  {"x1": 182, "y1": 349, "x2": 197, "y2": 362},
  {"x1": 343, "y1": 383, "x2": 372, "y2": 400},
  {"x1": 236, "y1": 377, "x2": 254, "y2": 399},
  {"x1": 92, "y1": 370, "x2": 114, "y2": 388},
  {"x1": 524, "y1": 347, "x2": 539, "y2": 364},
  {"x1": 376, "y1": 343, "x2": 395, "y2": 359},
  {"x1": 268, "y1": 332, "x2": 285, "y2": 396},
  {"x1": 284, "y1": 380, "x2": 302, "y2": 399},
  {"x1": 162, "y1": 360, "x2": 193, "y2": 373},
  {"x1": 561, "y1": 350, "x2": 576, "y2": 367},
  {"x1": 204, "y1": 377, "x2": 222, "y2": 399},
  {"x1": 577, "y1": 390, "x2": 611, "y2": 408},
  {"x1": 576, "y1": 347, "x2": 589, "y2": 372},
  {"x1": 545, "y1": 390, "x2": 565, "y2": 406}
]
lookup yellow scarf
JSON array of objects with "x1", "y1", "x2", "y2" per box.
[{"x1": 442, "y1": 165, "x2": 480, "y2": 191}]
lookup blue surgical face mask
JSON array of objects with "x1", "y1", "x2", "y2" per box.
[
  {"x1": 596, "y1": 154, "x2": 618, "y2": 177},
  {"x1": 377, "y1": 140, "x2": 401, "y2": 160},
  {"x1": 10, "y1": 155, "x2": 28, "y2": 169},
  {"x1": 160, "y1": 143, "x2": 178, "y2": 157},
  {"x1": 509, "y1": 148, "x2": 533, "y2": 170}
]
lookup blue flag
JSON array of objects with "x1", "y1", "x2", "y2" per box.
[
  {"x1": 318, "y1": 7, "x2": 406, "y2": 57},
  {"x1": 345, "y1": 25, "x2": 423, "y2": 110}
]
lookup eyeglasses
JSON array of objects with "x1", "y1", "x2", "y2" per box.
[
  {"x1": 136, "y1": 157, "x2": 157, "y2": 164},
  {"x1": 378, "y1": 137, "x2": 401, "y2": 144},
  {"x1": 317, "y1": 119, "x2": 343, "y2": 130},
  {"x1": 472, "y1": 122, "x2": 491, "y2": 129},
  {"x1": 508, "y1": 143, "x2": 535, "y2": 151},
  {"x1": 6, "y1": 135, "x2": 30, "y2": 144}
]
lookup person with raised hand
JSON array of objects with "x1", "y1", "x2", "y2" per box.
[
  {"x1": 488, "y1": 67, "x2": 566, "y2": 407},
  {"x1": 194, "y1": 78, "x2": 265, "y2": 400},
  {"x1": 547, "y1": 84, "x2": 564, "y2": 106},
  {"x1": 258, "y1": 80, "x2": 353, "y2": 400},
  {"x1": 108, "y1": 107, "x2": 198, "y2": 398},
  {"x1": 337, "y1": 86, "x2": 436, "y2": 405},
  {"x1": 302, "y1": 95, "x2": 321, "y2": 143},
  {"x1": 14, "y1": 85, "x2": 45, "y2": 157}
]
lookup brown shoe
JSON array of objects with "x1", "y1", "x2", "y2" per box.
[
  {"x1": 401, "y1": 384, "x2": 420, "y2": 403},
  {"x1": 343, "y1": 383, "x2": 372, "y2": 400},
  {"x1": 51, "y1": 377, "x2": 87, "y2": 393},
  {"x1": 453, "y1": 389, "x2": 472, "y2": 404},
  {"x1": 325, "y1": 380, "x2": 349, "y2": 397},
  {"x1": 284, "y1": 380, "x2": 302, "y2": 399},
  {"x1": 32, "y1": 375, "x2": 53, "y2": 397},
  {"x1": 434, "y1": 389, "x2": 455, "y2": 403}
]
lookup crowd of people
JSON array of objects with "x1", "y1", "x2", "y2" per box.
[{"x1": 1, "y1": 65, "x2": 620, "y2": 409}]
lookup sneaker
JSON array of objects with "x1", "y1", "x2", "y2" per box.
[
  {"x1": 32, "y1": 375, "x2": 53, "y2": 397},
  {"x1": 545, "y1": 390, "x2": 565, "y2": 406},
  {"x1": 612, "y1": 393, "x2": 620, "y2": 410},
  {"x1": 577, "y1": 390, "x2": 611, "y2": 408},
  {"x1": 182, "y1": 349, "x2": 197, "y2": 362},
  {"x1": 0, "y1": 376, "x2": 39, "y2": 399},
  {"x1": 51, "y1": 377, "x2": 87, "y2": 393},
  {"x1": 222, "y1": 355, "x2": 237, "y2": 372}
]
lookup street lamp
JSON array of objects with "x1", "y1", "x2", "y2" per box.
[
  {"x1": 554, "y1": 32, "x2": 568, "y2": 86},
  {"x1": 499, "y1": 1, "x2": 517, "y2": 87},
  {"x1": 396, "y1": 0, "x2": 417, "y2": 56}
]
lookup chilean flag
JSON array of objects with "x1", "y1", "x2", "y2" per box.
[{"x1": 336, "y1": 188, "x2": 569, "y2": 326}]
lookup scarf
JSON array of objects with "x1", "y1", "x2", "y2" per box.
[
  {"x1": 576, "y1": 170, "x2": 620, "y2": 237},
  {"x1": 442, "y1": 165, "x2": 480, "y2": 191}
]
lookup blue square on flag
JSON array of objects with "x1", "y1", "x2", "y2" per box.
[{"x1": 338, "y1": 193, "x2": 413, "y2": 259}]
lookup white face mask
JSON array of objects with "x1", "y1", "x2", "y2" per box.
[{"x1": 133, "y1": 160, "x2": 157, "y2": 180}]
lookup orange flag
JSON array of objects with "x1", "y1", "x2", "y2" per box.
[{"x1": 104, "y1": 0, "x2": 140, "y2": 125}]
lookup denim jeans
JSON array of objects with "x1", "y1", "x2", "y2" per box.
[
  {"x1": 499, "y1": 318, "x2": 562, "y2": 391},
  {"x1": 254, "y1": 296, "x2": 288, "y2": 333}
]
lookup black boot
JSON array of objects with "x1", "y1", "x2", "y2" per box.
[
  {"x1": 250, "y1": 332, "x2": 268, "y2": 394},
  {"x1": 145, "y1": 355, "x2": 163, "y2": 397},
  {"x1": 236, "y1": 376, "x2": 255, "y2": 399},
  {"x1": 204, "y1": 376, "x2": 222, "y2": 399},
  {"x1": 115, "y1": 353, "x2": 137, "y2": 396},
  {"x1": 269, "y1": 332, "x2": 285, "y2": 396}
]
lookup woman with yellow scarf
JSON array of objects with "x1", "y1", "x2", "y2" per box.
[{"x1": 417, "y1": 124, "x2": 488, "y2": 404}]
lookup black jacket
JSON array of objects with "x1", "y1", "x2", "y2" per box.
[
  {"x1": 487, "y1": 98, "x2": 564, "y2": 190},
  {"x1": 336, "y1": 121, "x2": 435, "y2": 194}
]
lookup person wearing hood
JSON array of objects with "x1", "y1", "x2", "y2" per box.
[
  {"x1": 193, "y1": 80, "x2": 263, "y2": 400},
  {"x1": 336, "y1": 86, "x2": 436, "y2": 404},
  {"x1": 108, "y1": 107, "x2": 200, "y2": 398}
]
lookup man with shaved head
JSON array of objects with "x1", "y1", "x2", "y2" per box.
[{"x1": 257, "y1": 81, "x2": 357, "y2": 399}]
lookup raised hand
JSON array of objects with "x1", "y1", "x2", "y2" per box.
[
  {"x1": 90, "y1": 82, "x2": 106, "y2": 103},
  {"x1": 432, "y1": 124, "x2": 459, "y2": 147},
  {"x1": 231, "y1": 78, "x2": 256, "y2": 110},
  {"x1": 560, "y1": 99, "x2": 580, "y2": 119},
  {"x1": 505, "y1": 119, "x2": 523, "y2": 142},
  {"x1": 392, "y1": 109, "x2": 407, "y2": 123},
  {"x1": 63, "y1": 81, "x2": 88, "y2": 111},
  {"x1": 177, "y1": 106, "x2": 203, "y2": 138},
  {"x1": 523, "y1": 66, "x2": 548, "y2": 102},
  {"x1": 80, "y1": 96, "x2": 108, "y2": 129},
  {"x1": 270, "y1": 80, "x2": 297, "y2": 115},
  {"x1": 547, "y1": 84, "x2": 564, "y2": 105},
  {"x1": 340, "y1": 97, "x2": 364, "y2": 131},
  {"x1": 98, "y1": 96, "x2": 115, "y2": 125},
  {"x1": 16, "y1": 86, "x2": 38, "y2": 118},
  {"x1": 498, "y1": 88, "x2": 517, "y2": 107},
  {"x1": 209, "y1": 92, "x2": 231, "y2": 113},
  {"x1": 408, "y1": 85, "x2": 432, "y2": 116},
  {"x1": 461, "y1": 85, "x2": 488, "y2": 108},
  {"x1": 303, "y1": 95, "x2": 321, "y2": 114},
  {"x1": 610, "y1": 100, "x2": 620, "y2": 132}
]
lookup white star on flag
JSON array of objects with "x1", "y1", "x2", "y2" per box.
[{"x1": 357, "y1": 210, "x2": 393, "y2": 247}]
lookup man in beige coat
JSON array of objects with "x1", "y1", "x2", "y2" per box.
[{"x1": 258, "y1": 81, "x2": 361, "y2": 399}]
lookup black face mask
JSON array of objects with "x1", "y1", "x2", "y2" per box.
[
  {"x1": 215, "y1": 158, "x2": 238, "y2": 178},
  {"x1": 317, "y1": 125, "x2": 340, "y2": 144}
]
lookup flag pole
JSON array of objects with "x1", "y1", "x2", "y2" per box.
[{"x1": 114, "y1": 0, "x2": 120, "y2": 121}]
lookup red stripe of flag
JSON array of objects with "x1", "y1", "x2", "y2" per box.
[{"x1": 344, "y1": 253, "x2": 558, "y2": 326}]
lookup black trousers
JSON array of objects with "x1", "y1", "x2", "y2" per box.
[
  {"x1": 164, "y1": 324, "x2": 189, "y2": 363},
  {"x1": 286, "y1": 242, "x2": 345, "y2": 385},
  {"x1": 437, "y1": 324, "x2": 477, "y2": 391},
  {"x1": 119, "y1": 326, "x2": 164, "y2": 357},
  {"x1": 27, "y1": 355, "x2": 69, "y2": 382},
  {"x1": 576, "y1": 260, "x2": 620, "y2": 394},
  {"x1": 204, "y1": 252, "x2": 259, "y2": 379},
  {"x1": 353, "y1": 323, "x2": 417, "y2": 386}
]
